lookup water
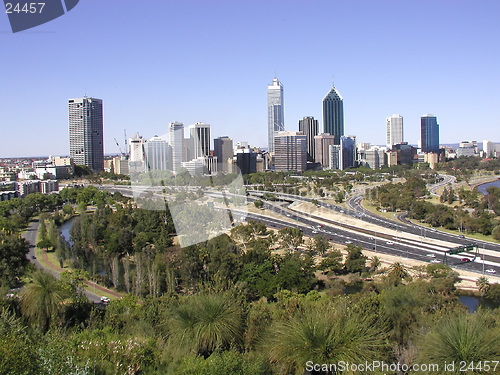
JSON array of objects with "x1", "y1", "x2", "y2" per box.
[
  {"x1": 458, "y1": 295, "x2": 499, "y2": 313},
  {"x1": 477, "y1": 179, "x2": 500, "y2": 195},
  {"x1": 59, "y1": 217, "x2": 76, "y2": 246}
]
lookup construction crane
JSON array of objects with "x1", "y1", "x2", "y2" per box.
[{"x1": 114, "y1": 138, "x2": 126, "y2": 157}]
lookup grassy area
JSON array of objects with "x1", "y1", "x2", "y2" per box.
[{"x1": 360, "y1": 200, "x2": 401, "y2": 222}]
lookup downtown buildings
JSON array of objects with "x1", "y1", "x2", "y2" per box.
[
  {"x1": 386, "y1": 114, "x2": 404, "y2": 149},
  {"x1": 322, "y1": 83, "x2": 344, "y2": 145},
  {"x1": 421, "y1": 114, "x2": 440, "y2": 154},
  {"x1": 68, "y1": 97, "x2": 104, "y2": 172}
]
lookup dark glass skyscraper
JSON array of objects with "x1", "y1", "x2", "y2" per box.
[
  {"x1": 420, "y1": 114, "x2": 439, "y2": 153},
  {"x1": 298, "y1": 116, "x2": 319, "y2": 162},
  {"x1": 322, "y1": 84, "x2": 344, "y2": 145}
]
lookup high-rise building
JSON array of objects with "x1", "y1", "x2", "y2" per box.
[
  {"x1": 267, "y1": 77, "x2": 284, "y2": 153},
  {"x1": 328, "y1": 144, "x2": 341, "y2": 170},
  {"x1": 314, "y1": 133, "x2": 336, "y2": 168},
  {"x1": 322, "y1": 83, "x2": 344, "y2": 145},
  {"x1": 128, "y1": 134, "x2": 147, "y2": 173},
  {"x1": 273, "y1": 131, "x2": 307, "y2": 172},
  {"x1": 421, "y1": 114, "x2": 440, "y2": 154},
  {"x1": 169, "y1": 122, "x2": 184, "y2": 173},
  {"x1": 145, "y1": 136, "x2": 171, "y2": 171},
  {"x1": 68, "y1": 97, "x2": 104, "y2": 172},
  {"x1": 189, "y1": 122, "x2": 211, "y2": 159},
  {"x1": 235, "y1": 148, "x2": 257, "y2": 175},
  {"x1": 214, "y1": 136, "x2": 233, "y2": 174},
  {"x1": 339, "y1": 136, "x2": 356, "y2": 170},
  {"x1": 386, "y1": 114, "x2": 403, "y2": 149},
  {"x1": 298, "y1": 116, "x2": 319, "y2": 162},
  {"x1": 483, "y1": 140, "x2": 496, "y2": 158}
]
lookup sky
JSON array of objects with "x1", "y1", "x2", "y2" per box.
[{"x1": 1, "y1": 0, "x2": 499, "y2": 158}]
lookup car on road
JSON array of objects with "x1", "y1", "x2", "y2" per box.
[
  {"x1": 345, "y1": 240, "x2": 352, "y2": 244},
  {"x1": 312, "y1": 230, "x2": 318, "y2": 234},
  {"x1": 100, "y1": 296, "x2": 111, "y2": 304},
  {"x1": 461, "y1": 258, "x2": 472, "y2": 262},
  {"x1": 386, "y1": 241, "x2": 394, "y2": 245},
  {"x1": 430, "y1": 259, "x2": 440, "y2": 264},
  {"x1": 31, "y1": 255, "x2": 36, "y2": 259},
  {"x1": 459, "y1": 234, "x2": 465, "y2": 239},
  {"x1": 485, "y1": 269, "x2": 497, "y2": 274},
  {"x1": 426, "y1": 253, "x2": 436, "y2": 258},
  {"x1": 339, "y1": 210, "x2": 345, "y2": 213}
]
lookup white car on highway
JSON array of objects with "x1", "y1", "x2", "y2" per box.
[{"x1": 485, "y1": 269, "x2": 497, "y2": 274}]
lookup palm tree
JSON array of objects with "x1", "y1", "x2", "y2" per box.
[
  {"x1": 388, "y1": 262, "x2": 409, "y2": 282},
  {"x1": 21, "y1": 270, "x2": 66, "y2": 331},
  {"x1": 169, "y1": 291, "x2": 243, "y2": 357},
  {"x1": 418, "y1": 310, "x2": 500, "y2": 374},
  {"x1": 264, "y1": 301, "x2": 388, "y2": 374},
  {"x1": 476, "y1": 276, "x2": 490, "y2": 296}
]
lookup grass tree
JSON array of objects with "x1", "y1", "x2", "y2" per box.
[{"x1": 21, "y1": 270, "x2": 66, "y2": 332}]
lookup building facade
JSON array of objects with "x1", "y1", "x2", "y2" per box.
[
  {"x1": 68, "y1": 97, "x2": 104, "y2": 172},
  {"x1": 421, "y1": 114, "x2": 440, "y2": 154},
  {"x1": 314, "y1": 133, "x2": 336, "y2": 168},
  {"x1": 298, "y1": 116, "x2": 319, "y2": 162},
  {"x1": 145, "y1": 136, "x2": 171, "y2": 171},
  {"x1": 189, "y1": 122, "x2": 211, "y2": 159},
  {"x1": 273, "y1": 131, "x2": 307, "y2": 172},
  {"x1": 339, "y1": 136, "x2": 356, "y2": 170},
  {"x1": 169, "y1": 122, "x2": 184, "y2": 173},
  {"x1": 267, "y1": 78, "x2": 284, "y2": 153},
  {"x1": 214, "y1": 136, "x2": 233, "y2": 174},
  {"x1": 386, "y1": 114, "x2": 403, "y2": 149},
  {"x1": 322, "y1": 84, "x2": 344, "y2": 145}
]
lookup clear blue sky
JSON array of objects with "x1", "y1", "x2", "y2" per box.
[{"x1": 1, "y1": 0, "x2": 499, "y2": 157}]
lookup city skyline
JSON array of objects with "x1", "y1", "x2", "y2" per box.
[{"x1": 1, "y1": 1, "x2": 500, "y2": 157}]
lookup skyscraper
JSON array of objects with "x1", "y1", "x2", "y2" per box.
[
  {"x1": 68, "y1": 97, "x2": 104, "y2": 172},
  {"x1": 189, "y1": 122, "x2": 211, "y2": 159},
  {"x1": 145, "y1": 136, "x2": 171, "y2": 171},
  {"x1": 273, "y1": 131, "x2": 307, "y2": 172},
  {"x1": 267, "y1": 77, "x2": 284, "y2": 153},
  {"x1": 322, "y1": 83, "x2": 344, "y2": 145},
  {"x1": 339, "y1": 135, "x2": 356, "y2": 170},
  {"x1": 169, "y1": 122, "x2": 184, "y2": 173},
  {"x1": 214, "y1": 136, "x2": 233, "y2": 174},
  {"x1": 298, "y1": 116, "x2": 319, "y2": 162},
  {"x1": 421, "y1": 114, "x2": 440, "y2": 154},
  {"x1": 386, "y1": 114, "x2": 403, "y2": 149}
]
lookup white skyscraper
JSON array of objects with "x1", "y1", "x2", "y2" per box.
[
  {"x1": 267, "y1": 77, "x2": 284, "y2": 153},
  {"x1": 128, "y1": 134, "x2": 147, "y2": 172},
  {"x1": 386, "y1": 114, "x2": 403, "y2": 149},
  {"x1": 169, "y1": 122, "x2": 184, "y2": 173},
  {"x1": 145, "y1": 136, "x2": 170, "y2": 171},
  {"x1": 68, "y1": 97, "x2": 104, "y2": 171},
  {"x1": 189, "y1": 122, "x2": 211, "y2": 159}
]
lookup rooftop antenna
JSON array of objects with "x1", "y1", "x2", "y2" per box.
[{"x1": 332, "y1": 75, "x2": 335, "y2": 87}]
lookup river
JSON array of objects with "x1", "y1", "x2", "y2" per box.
[
  {"x1": 477, "y1": 179, "x2": 500, "y2": 195},
  {"x1": 60, "y1": 216, "x2": 76, "y2": 246}
]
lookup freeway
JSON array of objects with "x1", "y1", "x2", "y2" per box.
[{"x1": 95, "y1": 183, "x2": 500, "y2": 276}]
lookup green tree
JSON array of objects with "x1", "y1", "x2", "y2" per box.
[
  {"x1": 344, "y1": 244, "x2": 367, "y2": 274},
  {"x1": 312, "y1": 235, "x2": 330, "y2": 256},
  {"x1": 264, "y1": 301, "x2": 388, "y2": 374},
  {"x1": 476, "y1": 276, "x2": 490, "y2": 297},
  {"x1": 317, "y1": 249, "x2": 343, "y2": 275},
  {"x1": 278, "y1": 227, "x2": 303, "y2": 253},
  {"x1": 0, "y1": 230, "x2": 30, "y2": 287},
  {"x1": 21, "y1": 270, "x2": 66, "y2": 331},
  {"x1": 418, "y1": 310, "x2": 500, "y2": 373}
]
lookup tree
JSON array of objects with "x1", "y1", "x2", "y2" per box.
[
  {"x1": 21, "y1": 270, "x2": 66, "y2": 331},
  {"x1": 369, "y1": 256, "x2": 381, "y2": 273},
  {"x1": 0, "y1": 230, "x2": 30, "y2": 287},
  {"x1": 317, "y1": 249, "x2": 343, "y2": 275},
  {"x1": 278, "y1": 227, "x2": 303, "y2": 253},
  {"x1": 387, "y1": 262, "x2": 410, "y2": 284},
  {"x1": 264, "y1": 301, "x2": 389, "y2": 374},
  {"x1": 476, "y1": 276, "x2": 490, "y2": 297},
  {"x1": 254, "y1": 199, "x2": 264, "y2": 209},
  {"x1": 312, "y1": 235, "x2": 330, "y2": 256},
  {"x1": 344, "y1": 244, "x2": 367, "y2": 274},
  {"x1": 418, "y1": 310, "x2": 500, "y2": 372},
  {"x1": 169, "y1": 291, "x2": 244, "y2": 357}
]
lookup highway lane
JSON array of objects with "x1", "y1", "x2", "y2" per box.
[{"x1": 96, "y1": 184, "x2": 500, "y2": 275}]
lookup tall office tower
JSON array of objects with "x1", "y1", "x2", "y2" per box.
[
  {"x1": 339, "y1": 135, "x2": 356, "y2": 170},
  {"x1": 314, "y1": 133, "x2": 336, "y2": 168},
  {"x1": 322, "y1": 83, "x2": 344, "y2": 145},
  {"x1": 298, "y1": 116, "x2": 319, "y2": 162},
  {"x1": 328, "y1": 144, "x2": 341, "y2": 170},
  {"x1": 128, "y1": 134, "x2": 147, "y2": 172},
  {"x1": 273, "y1": 131, "x2": 307, "y2": 172},
  {"x1": 483, "y1": 140, "x2": 496, "y2": 158},
  {"x1": 145, "y1": 136, "x2": 171, "y2": 171},
  {"x1": 386, "y1": 114, "x2": 404, "y2": 149},
  {"x1": 189, "y1": 122, "x2": 211, "y2": 159},
  {"x1": 421, "y1": 114, "x2": 440, "y2": 154},
  {"x1": 267, "y1": 77, "x2": 284, "y2": 152},
  {"x1": 214, "y1": 136, "x2": 233, "y2": 173},
  {"x1": 169, "y1": 122, "x2": 184, "y2": 173},
  {"x1": 68, "y1": 97, "x2": 104, "y2": 172}
]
